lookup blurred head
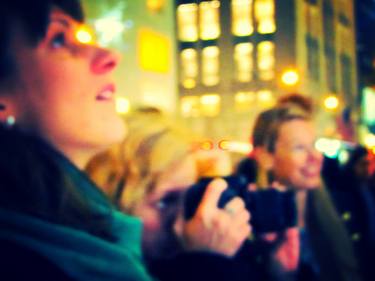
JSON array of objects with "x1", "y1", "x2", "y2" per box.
[
  {"x1": 87, "y1": 110, "x2": 233, "y2": 260},
  {"x1": 345, "y1": 145, "x2": 370, "y2": 181},
  {"x1": 0, "y1": 0, "x2": 126, "y2": 168},
  {"x1": 277, "y1": 92, "x2": 314, "y2": 115},
  {"x1": 252, "y1": 103, "x2": 323, "y2": 190},
  {"x1": 87, "y1": 111, "x2": 199, "y2": 260}
]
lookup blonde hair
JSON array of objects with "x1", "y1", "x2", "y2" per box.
[{"x1": 86, "y1": 110, "x2": 200, "y2": 213}]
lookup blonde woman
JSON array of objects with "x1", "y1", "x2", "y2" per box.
[{"x1": 86, "y1": 110, "x2": 259, "y2": 281}]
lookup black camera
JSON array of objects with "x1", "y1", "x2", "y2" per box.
[{"x1": 184, "y1": 176, "x2": 297, "y2": 234}]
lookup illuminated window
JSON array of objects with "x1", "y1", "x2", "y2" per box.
[
  {"x1": 257, "y1": 41, "x2": 275, "y2": 80},
  {"x1": 338, "y1": 0, "x2": 351, "y2": 24},
  {"x1": 200, "y1": 94, "x2": 221, "y2": 116},
  {"x1": 202, "y1": 46, "x2": 220, "y2": 86},
  {"x1": 235, "y1": 91, "x2": 255, "y2": 111},
  {"x1": 199, "y1": 1, "x2": 221, "y2": 40},
  {"x1": 177, "y1": 4, "x2": 198, "y2": 42},
  {"x1": 232, "y1": 0, "x2": 253, "y2": 36},
  {"x1": 257, "y1": 90, "x2": 275, "y2": 108},
  {"x1": 180, "y1": 48, "x2": 198, "y2": 89},
  {"x1": 340, "y1": 54, "x2": 353, "y2": 101},
  {"x1": 234, "y1": 43, "x2": 253, "y2": 82},
  {"x1": 306, "y1": 4, "x2": 320, "y2": 38},
  {"x1": 255, "y1": 0, "x2": 276, "y2": 34},
  {"x1": 180, "y1": 96, "x2": 200, "y2": 117}
]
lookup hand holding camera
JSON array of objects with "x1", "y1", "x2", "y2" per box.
[
  {"x1": 184, "y1": 176, "x2": 297, "y2": 235},
  {"x1": 174, "y1": 178, "x2": 251, "y2": 257}
]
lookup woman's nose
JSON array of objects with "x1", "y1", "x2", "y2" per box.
[{"x1": 91, "y1": 48, "x2": 121, "y2": 75}]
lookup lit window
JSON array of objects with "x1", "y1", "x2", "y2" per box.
[
  {"x1": 200, "y1": 94, "x2": 221, "y2": 116},
  {"x1": 255, "y1": 0, "x2": 276, "y2": 34},
  {"x1": 306, "y1": 4, "x2": 320, "y2": 38},
  {"x1": 234, "y1": 91, "x2": 255, "y2": 111},
  {"x1": 180, "y1": 48, "x2": 198, "y2": 89},
  {"x1": 257, "y1": 90, "x2": 275, "y2": 108},
  {"x1": 232, "y1": 0, "x2": 253, "y2": 36},
  {"x1": 177, "y1": 4, "x2": 198, "y2": 42},
  {"x1": 199, "y1": 1, "x2": 221, "y2": 40},
  {"x1": 234, "y1": 43, "x2": 253, "y2": 82},
  {"x1": 202, "y1": 46, "x2": 220, "y2": 86},
  {"x1": 180, "y1": 96, "x2": 200, "y2": 117},
  {"x1": 257, "y1": 41, "x2": 275, "y2": 80}
]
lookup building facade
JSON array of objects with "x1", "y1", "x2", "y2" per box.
[{"x1": 176, "y1": 0, "x2": 358, "y2": 143}]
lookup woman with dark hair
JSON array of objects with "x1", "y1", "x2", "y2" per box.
[{"x1": 0, "y1": 1, "x2": 153, "y2": 280}]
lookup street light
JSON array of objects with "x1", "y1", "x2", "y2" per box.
[
  {"x1": 324, "y1": 95, "x2": 339, "y2": 110},
  {"x1": 281, "y1": 69, "x2": 299, "y2": 86}
]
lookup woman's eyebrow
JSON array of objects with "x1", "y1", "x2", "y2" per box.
[{"x1": 50, "y1": 17, "x2": 71, "y2": 28}]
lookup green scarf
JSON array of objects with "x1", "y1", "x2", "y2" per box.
[
  {"x1": 0, "y1": 208, "x2": 154, "y2": 281},
  {"x1": 0, "y1": 134, "x2": 154, "y2": 281}
]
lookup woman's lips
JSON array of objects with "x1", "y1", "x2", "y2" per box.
[{"x1": 96, "y1": 84, "x2": 115, "y2": 101}]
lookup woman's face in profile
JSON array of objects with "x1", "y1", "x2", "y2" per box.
[
  {"x1": 270, "y1": 119, "x2": 323, "y2": 190},
  {"x1": 133, "y1": 155, "x2": 198, "y2": 260},
  {"x1": 6, "y1": 8, "x2": 126, "y2": 166}
]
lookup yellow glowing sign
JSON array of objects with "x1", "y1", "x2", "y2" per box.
[{"x1": 138, "y1": 29, "x2": 170, "y2": 73}]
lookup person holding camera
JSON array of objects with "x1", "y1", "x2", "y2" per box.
[
  {"x1": 87, "y1": 109, "x2": 287, "y2": 281},
  {"x1": 237, "y1": 96, "x2": 363, "y2": 281}
]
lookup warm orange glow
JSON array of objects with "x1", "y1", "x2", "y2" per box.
[
  {"x1": 200, "y1": 140, "x2": 214, "y2": 150},
  {"x1": 281, "y1": 69, "x2": 299, "y2": 86},
  {"x1": 324, "y1": 95, "x2": 339, "y2": 110},
  {"x1": 147, "y1": 0, "x2": 166, "y2": 12},
  {"x1": 75, "y1": 25, "x2": 95, "y2": 45}
]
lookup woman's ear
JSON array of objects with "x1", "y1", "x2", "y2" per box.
[{"x1": 253, "y1": 146, "x2": 275, "y2": 170}]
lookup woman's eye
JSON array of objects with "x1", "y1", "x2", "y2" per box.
[
  {"x1": 51, "y1": 33, "x2": 66, "y2": 48},
  {"x1": 292, "y1": 145, "x2": 306, "y2": 152}
]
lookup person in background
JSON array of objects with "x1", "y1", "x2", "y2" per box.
[
  {"x1": 332, "y1": 145, "x2": 375, "y2": 281},
  {"x1": 0, "y1": 1, "x2": 153, "y2": 280},
  {"x1": 236, "y1": 94, "x2": 363, "y2": 281},
  {"x1": 86, "y1": 109, "x2": 262, "y2": 281}
]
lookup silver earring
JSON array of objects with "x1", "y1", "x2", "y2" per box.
[{"x1": 6, "y1": 115, "x2": 16, "y2": 127}]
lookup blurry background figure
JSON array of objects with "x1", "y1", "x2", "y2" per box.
[
  {"x1": 276, "y1": 93, "x2": 314, "y2": 115},
  {"x1": 321, "y1": 156, "x2": 341, "y2": 191},
  {"x1": 86, "y1": 108, "x2": 261, "y2": 281},
  {"x1": 236, "y1": 93, "x2": 363, "y2": 281},
  {"x1": 331, "y1": 145, "x2": 375, "y2": 281}
]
